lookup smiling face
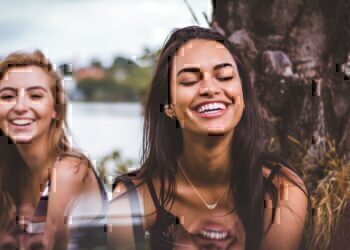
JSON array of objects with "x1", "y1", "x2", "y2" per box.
[
  {"x1": 166, "y1": 39, "x2": 245, "y2": 136},
  {"x1": 0, "y1": 66, "x2": 56, "y2": 144}
]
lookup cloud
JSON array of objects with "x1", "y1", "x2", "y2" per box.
[{"x1": 0, "y1": 0, "x2": 211, "y2": 65}]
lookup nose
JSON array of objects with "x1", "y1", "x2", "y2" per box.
[
  {"x1": 13, "y1": 92, "x2": 29, "y2": 114},
  {"x1": 199, "y1": 73, "x2": 221, "y2": 97}
]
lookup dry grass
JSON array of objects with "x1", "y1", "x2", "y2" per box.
[{"x1": 303, "y1": 140, "x2": 350, "y2": 249}]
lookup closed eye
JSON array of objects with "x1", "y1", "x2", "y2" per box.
[
  {"x1": 0, "y1": 95, "x2": 15, "y2": 100},
  {"x1": 177, "y1": 70, "x2": 201, "y2": 86},
  {"x1": 217, "y1": 76, "x2": 234, "y2": 81},
  {"x1": 30, "y1": 94, "x2": 43, "y2": 100},
  {"x1": 179, "y1": 80, "x2": 199, "y2": 86}
]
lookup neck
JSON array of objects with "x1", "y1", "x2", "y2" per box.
[
  {"x1": 180, "y1": 130, "x2": 233, "y2": 187},
  {"x1": 16, "y1": 136, "x2": 56, "y2": 180}
]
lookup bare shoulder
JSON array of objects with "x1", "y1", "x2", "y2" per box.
[
  {"x1": 112, "y1": 176, "x2": 159, "y2": 212},
  {"x1": 263, "y1": 164, "x2": 307, "y2": 195},
  {"x1": 46, "y1": 155, "x2": 98, "y2": 247},
  {"x1": 109, "y1": 177, "x2": 146, "y2": 230},
  {"x1": 50, "y1": 155, "x2": 94, "y2": 198},
  {"x1": 112, "y1": 176, "x2": 144, "y2": 198},
  {"x1": 270, "y1": 165, "x2": 307, "y2": 218},
  {"x1": 261, "y1": 164, "x2": 308, "y2": 250},
  {"x1": 110, "y1": 176, "x2": 157, "y2": 228},
  {"x1": 53, "y1": 156, "x2": 90, "y2": 182},
  {"x1": 111, "y1": 176, "x2": 148, "y2": 212}
]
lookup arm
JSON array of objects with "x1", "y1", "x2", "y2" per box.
[
  {"x1": 45, "y1": 157, "x2": 89, "y2": 250},
  {"x1": 261, "y1": 169, "x2": 308, "y2": 250}
]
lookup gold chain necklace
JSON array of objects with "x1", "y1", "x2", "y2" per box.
[{"x1": 178, "y1": 160, "x2": 230, "y2": 210}]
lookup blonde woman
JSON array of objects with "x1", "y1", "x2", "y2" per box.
[{"x1": 0, "y1": 50, "x2": 107, "y2": 249}]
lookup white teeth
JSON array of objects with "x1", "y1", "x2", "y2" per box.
[
  {"x1": 200, "y1": 229, "x2": 228, "y2": 240},
  {"x1": 11, "y1": 119, "x2": 33, "y2": 126},
  {"x1": 197, "y1": 102, "x2": 226, "y2": 113}
]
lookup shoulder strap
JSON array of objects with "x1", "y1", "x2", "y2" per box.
[
  {"x1": 114, "y1": 176, "x2": 145, "y2": 250},
  {"x1": 33, "y1": 181, "x2": 49, "y2": 217},
  {"x1": 91, "y1": 166, "x2": 109, "y2": 218},
  {"x1": 146, "y1": 179, "x2": 162, "y2": 211}
]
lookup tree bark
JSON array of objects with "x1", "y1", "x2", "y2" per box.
[{"x1": 212, "y1": 0, "x2": 350, "y2": 167}]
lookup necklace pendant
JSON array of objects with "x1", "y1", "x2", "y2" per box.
[{"x1": 206, "y1": 203, "x2": 217, "y2": 210}]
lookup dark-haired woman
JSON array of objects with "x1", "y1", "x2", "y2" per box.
[
  {"x1": 109, "y1": 26, "x2": 308, "y2": 250},
  {"x1": 0, "y1": 50, "x2": 107, "y2": 249}
]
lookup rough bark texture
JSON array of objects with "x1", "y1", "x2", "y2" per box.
[{"x1": 212, "y1": 0, "x2": 350, "y2": 167}]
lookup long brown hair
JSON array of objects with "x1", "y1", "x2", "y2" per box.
[{"x1": 0, "y1": 50, "x2": 90, "y2": 231}]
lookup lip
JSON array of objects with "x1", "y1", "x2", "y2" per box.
[
  {"x1": 9, "y1": 118, "x2": 35, "y2": 130},
  {"x1": 191, "y1": 100, "x2": 232, "y2": 119},
  {"x1": 198, "y1": 223, "x2": 230, "y2": 240},
  {"x1": 192, "y1": 100, "x2": 232, "y2": 111},
  {"x1": 192, "y1": 237, "x2": 237, "y2": 250},
  {"x1": 191, "y1": 223, "x2": 237, "y2": 249}
]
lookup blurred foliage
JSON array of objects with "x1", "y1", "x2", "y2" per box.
[
  {"x1": 75, "y1": 47, "x2": 159, "y2": 102},
  {"x1": 97, "y1": 149, "x2": 135, "y2": 191},
  {"x1": 91, "y1": 58, "x2": 103, "y2": 68},
  {"x1": 78, "y1": 77, "x2": 141, "y2": 102},
  {"x1": 138, "y1": 47, "x2": 161, "y2": 66}
]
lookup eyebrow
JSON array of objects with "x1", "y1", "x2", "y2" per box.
[
  {"x1": 213, "y1": 63, "x2": 233, "y2": 71},
  {"x1": 0, "y1": 87, "x2": 16, "y2": 93},
  {"x1": 176, "y1": 63, "x2": 234, "y2": 77},
  {"x1": 0, "y1": 86, "x2": 48, "y2": 93},
  {"x1": 177, "y1": 67, "x2": 200, "y2": 76},
  {"x1": 27, "y1": 86, "x2": 48, "y2": 92}
]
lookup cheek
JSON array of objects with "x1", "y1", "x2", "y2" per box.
[
  {"x1": 35, "y1": 102, "x2": 55, "y2": 119},
  {"x1": 0, "y1": 105, "x2": 12, "y2": 118},
  {"x1": 43, "y1": 107, "x2": 56, "y2": 119},
  {"x1": 226, "y1": 82, "x2": 244, "y2": 104},
  {"x1": 173, "y1": 87, "x2": 194, "y2": 112}
]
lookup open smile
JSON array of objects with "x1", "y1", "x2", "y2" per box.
[
  {"x1": 191, "y1": 101, "x2": 231, "y2": 118},
  {"x1": 190, "y1": 225, "x2": 237, "y2": 249},
  {"x1": 199, "y1": 228, "x2": 229, "y2": 240},
  {"x1": 9, "y1": 118, "x2": 35, "y2": 129}
]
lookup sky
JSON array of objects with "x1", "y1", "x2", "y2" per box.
[{"x1": 0, "y1": 0, "x2": 212, "y2": 67}]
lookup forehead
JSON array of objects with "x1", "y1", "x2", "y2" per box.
[
  {"x1": 173, "y1": 39, "x2": 236, "y2": 69},
  {"x1": 0, "y1": 65, "x2": 52, "y2": 89}
]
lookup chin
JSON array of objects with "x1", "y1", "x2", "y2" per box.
[
  {"x1": 11, "y1": 135, "x2": 33, "y2": 144},
  {"x1": 205, "y1": 126, "x2": 232, "y2": 137}
]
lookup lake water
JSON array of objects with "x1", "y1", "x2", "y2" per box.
[{"x1": 67, "y1": 102, "x2": 143, "y2": 163}]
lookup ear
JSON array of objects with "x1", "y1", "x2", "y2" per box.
[
  {"x1": 52, "y1": 111, "x2": 57, "y2": 119},
  {"x1": 164, "y1": 104, "x2": 176, "y2": 119}
]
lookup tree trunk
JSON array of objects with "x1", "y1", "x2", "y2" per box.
[{"x1": 211, "y1": 0, "x2": 350, "y2": 167}]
